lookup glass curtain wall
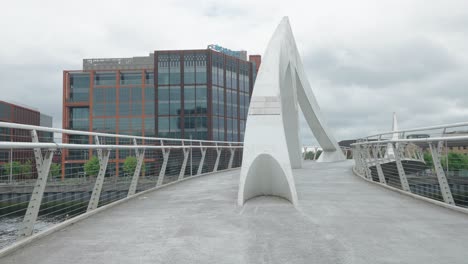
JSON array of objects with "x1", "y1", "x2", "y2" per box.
[
  {"x1": 157, "y1": 51, "x2": 208, "y2": 140},
  {"x1": 211, "y1": 53, "x2": 225, "y2": 141}
]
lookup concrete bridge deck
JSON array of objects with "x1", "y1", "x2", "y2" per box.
[{"x1": 2, "y1": 160, "x2": 468, "y2": 264}]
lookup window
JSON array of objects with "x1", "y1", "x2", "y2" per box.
[
  {"x1": 184, "y1": 54, "x2": 195, "y2": 84},
  {"x1": 144, "y1": 87, "x2": 155, "y2": 116},
  {"x1": 145, "y1": 72, "x2": 154, "y2": 85},
  {"x1": 169, "y1": 55, "x2": 181, "y2": 85},
  {"x1": 120, "y1": 72, "x2": 141, "y2": 85},
  {"x1": 69, "y1": 108, "x2": 89, "y2": 130},
  {"x1": 195, "y1": 54, "x2": 207, "y2": 84},
  {"x1": 95, "y1": 73, "x2": 116, "y2": 86},
  {"x1": 169, "y1": 86, "x2": 181, "y2": 115},
  {"x1": 93, "y1": 88, "x2": 116, "y2": 117},
  {"x1": 0, "y1": 102, "x2": 11, "y2": 121},
  {"x1": 158, "y1": 55, "x2": 169, "y2": 85},
  {"x1": 69, "y1": 73, "x2": 90, "y2": 102},
  {"x1": 144, "y1": 118, "x2": 155, "y2": 137}
]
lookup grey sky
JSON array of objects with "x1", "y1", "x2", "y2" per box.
[{"x1": 1, "y1": 0, "x2": 468, "y2": 145}]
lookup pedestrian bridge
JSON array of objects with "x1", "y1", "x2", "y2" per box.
[
  {"x1": 2, "y1": 17, "x2": 468, "y2": 263},
  {"x1": 1, "y1": 160, "x2": 468, "y2": 263}
]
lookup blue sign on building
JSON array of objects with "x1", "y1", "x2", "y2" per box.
[{"x1": 207, "y1": 44, "x2": 244, "y2": 59}]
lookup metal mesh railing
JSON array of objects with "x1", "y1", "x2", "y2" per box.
[
  {"x1": 0, "y1": 121, "x2": 243, "y2": 249},
  {"x1": 353, "y1": 122, "x2": 468, "y2": 210}
]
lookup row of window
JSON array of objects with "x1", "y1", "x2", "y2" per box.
[
  {"x1": 70, "y1": 72, "x2": 154, "y2": 88},
  {"x1": 92, "y1": 117, "x2": 155, "y2": 136}
]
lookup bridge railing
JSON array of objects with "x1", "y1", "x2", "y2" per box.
[
  {"x1": 352, "y1": 122, "x2": 468, "y2": 210},
  {"x1": 0, "y1": 121, "x2": 243, "y2": 249}
]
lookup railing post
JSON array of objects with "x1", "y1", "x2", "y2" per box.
[
  {"x1": 87, "y1": 136, "x2": 110, "y2": 212},
  {"x1": 372, "y1": 144, "x2": 387, "y2": 184},
  {"x1": 429, "y1": 141, "x2": 455, "y2": 205},
  {"x1": 227, "y1": 144, "x2": 235, "y2": 169},
  {"x1": 157, "y1": 140, "x2": 170, "y2": 187},
  {"x1": 18, "y1": 130, "x2": 55, "y2": 238},
  {"x1": 213, "y1": 143, "x2": 222, "y2": 172},
  {"x1": 353, "y1": 146, "x2": 362, "y2": 174},
  {"x1": 197, "y1": 143, "x2": 207, "y2": 176},
  {"x1": 363, "y1": 145, "x2": 374, "y2": 180},
  {"x1": 178, "y1": 141, "x2": 190, "y2": 180},
  {"x1": 128, "y1": 138, "x2": 145, "y2": 197},
  {"x1": 393, "y1": 142, "x2": 411, "y2": 192}
]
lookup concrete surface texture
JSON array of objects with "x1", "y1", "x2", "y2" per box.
[{"x1": 2, "y1": 160, "x2": 468, "y2": 264}]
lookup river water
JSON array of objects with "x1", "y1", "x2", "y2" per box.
[{"x1": 0, "y1": 216, "x2": 60, "y2": 249}]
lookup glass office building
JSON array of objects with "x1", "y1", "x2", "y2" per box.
[{"x1": 62, "y1": 47, "x2": 260, "y2": 177}]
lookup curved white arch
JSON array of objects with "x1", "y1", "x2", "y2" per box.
[
  {"x1": 238, "y1": 17, "x2": 345, "y2": 206},
  {"x1": 240, "y1": 153, "x2": 298, "y2": 204}
]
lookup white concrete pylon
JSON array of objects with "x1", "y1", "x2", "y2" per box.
[
  {"x1": 386, "y1": 112, "x2": 399, "y2": 158},
  {"x1": 238, "y1": 17, "x2": 345, "y2": 207}
]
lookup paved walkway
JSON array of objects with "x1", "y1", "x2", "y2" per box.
[{"x1": 2, "y1": 161, "x2": 468, "y2": 263}]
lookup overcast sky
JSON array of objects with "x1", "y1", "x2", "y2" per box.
[{"x1": 1, "y1": 0, "x2": 468, "y2": 145}]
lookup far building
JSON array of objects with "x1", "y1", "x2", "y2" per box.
[
  {"x1": 62, "y1": 45, "x2": 261, "y2": 177},
  {"x1": 0, "y1": 100, "x2": 53, "y2": 179}
]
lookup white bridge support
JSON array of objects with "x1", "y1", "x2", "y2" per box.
[
  {"x1": 429, "y1": 142, "x2": 455, "y2": 205},
  {"x1": 213, "y1": 144, "x2": 222, "y2": 172},
  {"x1": 87, "y1": 136, "x2": 110, "y2": 212},
  {"x1": 238, "y1": 17, "x2": 344, "y2": 207},
  {"x1": 392, "y1": 142, "x2": 411, "y2": 192},
  {"x1": 178, "y1": 144, "x2": 190, "y2": 180},
  {"x1": 18, "y1": 130, "x2": 55, "y2": 238},
  {"x1": 157, "y1": 140, "x2": 170, "y2": 187},
  {"x1": 128, "y1": 138, "x2": 145, "y2": 196},
  {"x1": 227, "y1": 145, "x2": 235, "y2": 169},
  {"x1": 197, "y1": 144, "x2": 207, "y2": 176},
  {"x1": 372, "y1": 144, "x2": 386, "y2": 184}
]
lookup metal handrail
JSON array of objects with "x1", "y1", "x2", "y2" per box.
[
  {"x1": 0, "y1": 142, "x2": 244, "y2": 150},
  {"x1": 0, "y1": 121, "x2": 244, "y2": 247},
  {"x1": 364, "y1": 121, "x2": 468, "y2": 139},
  {"x1": 0, "y1": 121, "x2": 243, "y2": 145},
  {"x1": 352, "y1": 135, "x2": 468, "y2": 146}
]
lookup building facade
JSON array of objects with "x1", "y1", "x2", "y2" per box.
[
  {"x1": 62, "y1": 47, "x2": 260, "y2": 177},
  {"x1": 0, "y1": 101, "x2": 53, "y2": 180}
]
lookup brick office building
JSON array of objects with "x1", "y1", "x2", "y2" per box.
[{"x1": 62, "y1": 46, "x2": 260, "y2": 177}]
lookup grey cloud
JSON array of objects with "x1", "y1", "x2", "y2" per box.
[{"x1": 304, "y1": 39, "x2": 458, "y2": 87}]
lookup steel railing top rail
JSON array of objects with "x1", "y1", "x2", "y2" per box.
[
  {"x1": 352, "y1": 134, "x2": 468, "y2": 146},
  {"x1": 0, "y1": 121, "x2": 243, "y2": 145},
  {"x1": 0, "y1": 142, "x2": 244, "y2": 150},
  {"x1": 364, "y1": 121, "x2": 468, "y2": 139}
]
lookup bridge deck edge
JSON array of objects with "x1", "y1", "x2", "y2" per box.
[{"x1": 0, "y1": 168, "x2": 240, "y2": 258}]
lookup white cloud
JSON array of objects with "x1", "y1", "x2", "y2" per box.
[{"x1": 1, "y1": 0, "x2": 468, "y2": 143}]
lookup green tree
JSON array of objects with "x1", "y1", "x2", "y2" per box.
[
  {"x1": 316, "y1": 150, "x2": 322, "y2": 159},
  {"x1": 424, "y1": 151, "x2": 468, "y2": 171},
  {"x1": 20, "y1": 160, "x2": 33, "y2": 176},
  {"x1": 304, "y1": 150, "x2": 322, "y2": 160},
  {"x1": 304, "y1": 151, "x2": 314, "y2": 160},
  {"x1": 123, "y1": 156, "x2": 137, "y2": 175},
  {"x1": 123, "y1": 156, "x2": 146, "y2": 176},
  {"x1": 49, "y1": 163, "x2": 61, "y2": 177},
  {"x1": 443, "y1": 152, "x2": 468, "y2": 171},
  {"x1": 2, "y1": 161, "x2": 22, "y2": 175},
  {"x1": 84, "y1": 156, "x2": 100, "y2": 177},
  {"x1": 423, "y1": 152, "x2": 434, "y2": 168}
]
